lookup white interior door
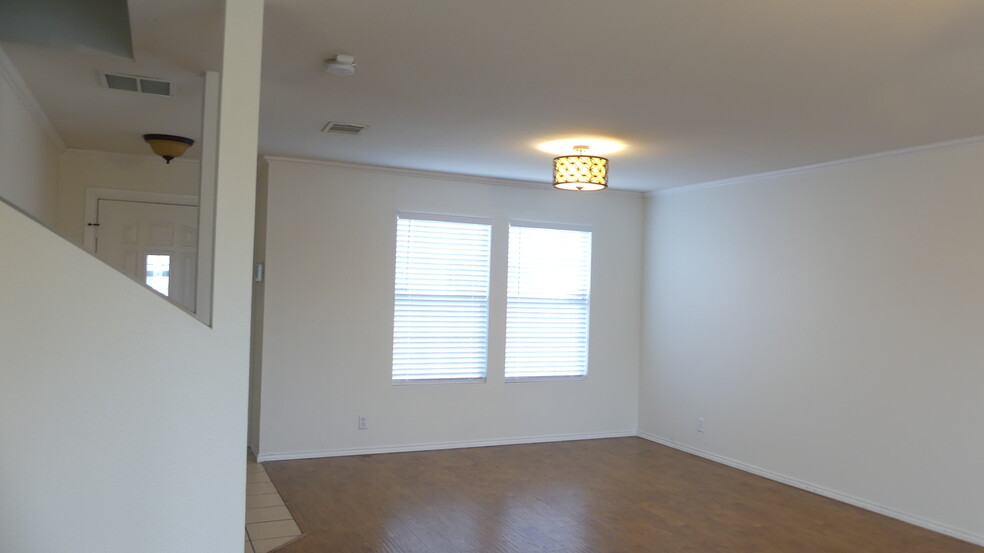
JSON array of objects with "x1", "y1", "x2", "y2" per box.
[{"x1": 94, "y1": 199, "x2": 199, "y2": 312}]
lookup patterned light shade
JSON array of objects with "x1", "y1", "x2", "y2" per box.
[{"x1": 553, "y1": 150, "x2": 608, "y2": 191}]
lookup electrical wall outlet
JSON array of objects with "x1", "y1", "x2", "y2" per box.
[
  {"x1": 697, "y1": 417, "x2": 705, "y2": 433},
  {"x1": 358, "y1": 415, "x2": 368, "y2": 430}
]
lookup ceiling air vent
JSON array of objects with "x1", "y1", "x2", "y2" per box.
[
  {"x1": 102, "y1": 72, "x2": 173, "y2": 97},
  {"x1": 321, "y1": 121, "x2": 367, "y2": 135}
]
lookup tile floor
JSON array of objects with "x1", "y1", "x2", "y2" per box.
[{"x1": 246, "y1": 455, "x2": 302, "y2": 553}]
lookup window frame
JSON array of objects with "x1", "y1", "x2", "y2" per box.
[
  {"x1": 391, "y1": 212, "x2": 493, "y2": 385},
  {"x1": 503, "y1": 220, "x2": 593, "y2": 383}
]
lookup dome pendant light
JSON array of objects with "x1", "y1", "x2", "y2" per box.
[
  {"x1": 143, "y1": 134, "x2": 195, "y2": 164},
  {"x1": 553, "y1": 145, "x2": 608, "y2": 191}
]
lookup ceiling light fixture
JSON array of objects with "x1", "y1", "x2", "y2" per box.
[
  {"x1": 553, "y1": 145, "x2": 608, "y2": 191},
  {"x1": 325, "y1": 54, "x2": 356, "y2": 76},
  {"x1": 143, "y1": 134, "x2": 194, "y2": 164}
]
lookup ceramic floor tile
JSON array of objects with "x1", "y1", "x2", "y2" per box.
[
  {"x1": 247, "y1": 471, "x2": 271, "y2": 484},
  {"x1": 251, "y1": 535, "x2": 300, "y2": 553},
  {"x1": 246, "y1": 482, "x2": 278, "y2": 496},
  {"x1": 246, "y1": 519, "x2": 301, "y2": 541},
  {"x1": 246, "y1": 505, "x2": 293, "y2": 524},
  {"x1": 246, "y1": 493, "x2": 285, "y2": 509},
  {"x1": 245, "y1": 454, "x2": 298, "y2": 553}
]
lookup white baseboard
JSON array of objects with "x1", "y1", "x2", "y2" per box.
[
  {"x1": 256, "y1": 430, "x2": 636, "y2": 463},
  {"x1": 636, "y1": 432, "x2": 984, "y2": 548}
]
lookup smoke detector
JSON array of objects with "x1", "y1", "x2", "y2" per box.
[{"x1": 325, "y1": 54, "x2": 356, "y2": 76}]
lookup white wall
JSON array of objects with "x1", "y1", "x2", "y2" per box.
[
  {"x1": 0, "y1": 46, "x2": 62, "y2": 226},
  {"x1": 55, "y1": 149, "x2": 200, "y2": 246},
  {"x1": 639, "y1": 139, "x2": 984, "y2": 545},
  {"x1": 256, "y1": 159, "x2": 643, "y2": 459},
  {"x1": 0, "y1": 2, "x2": 263, "y2": 552}
]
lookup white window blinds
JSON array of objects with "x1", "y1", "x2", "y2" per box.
[
  {"x1": 392, "y1": 215, "x2": 492, "y2": 382},
  {"x1": 505, "y1": 224, "x2": 592, "y2": 380}
]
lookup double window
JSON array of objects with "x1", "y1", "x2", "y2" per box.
[{"x1": 391, "y1": 214, "x2": 592, "y2": 383}]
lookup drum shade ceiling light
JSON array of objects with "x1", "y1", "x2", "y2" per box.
[
  {"x1": 553, "y1": 145, "x2": 608, "y2": 191},
  {"x1": 143, "y1": 134, "x2": 195, "y2": 164}
]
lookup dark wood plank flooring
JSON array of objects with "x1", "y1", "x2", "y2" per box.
[{"x1": 262, "y1": 437, "x2": 981, "y2": 553}]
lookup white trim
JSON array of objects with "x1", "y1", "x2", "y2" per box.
[
  {"x1": 636, "y1": 432, "x2": 984, "y2": 548},
  {"x1": 195, "y1": 70, "x2": 221, "y2": 326},
  {"x1": 397, "y1": 211, "x2": 493, "y2": 226},
  {"x1": 83, "y1": 188, "x2": 199, "y2": 252},
  {"x1": 648, "y1": 133, "x2": 984, "y2": 198},
  {"x1": 256, "y1": 430, "x2": 636, "y2": 462},
  {"x1": 509, "y1": 220, "x2": 592, "y2": 233},
  {"x1": 504, "y1": 375, "x2": 587, "y2": 383},
  {"x1": 262, "y1": 155, "x2": 645, "y2": 198},
  {"x1": 0, "y1": 45, "x2": 67, "y2": 152},
  {"x1": 392, "y1": 378, "x2": 488, "y2": 386}
]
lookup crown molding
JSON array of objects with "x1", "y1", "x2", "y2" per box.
[
  {"x1": 0, "y1": 44, "x2": 67, "y2": 152},
  {"x1": 262, "y1": 155, "x2": 644, "y2": 198},
  {"x1": 648, "y1": 133, "x2": 984, "y2": 198}
]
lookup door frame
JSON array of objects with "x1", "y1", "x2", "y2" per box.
[
  {"x1": 83, "y1": 188, "x2": 211, "y2": 318},
  {"x1": 83, "y1": 188, "x2": 200, "y2": 252}
]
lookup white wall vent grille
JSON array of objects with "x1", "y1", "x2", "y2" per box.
[
  {"x1": 102, "y1": 72, "x2": 173, "y2": 97},
  {"x1": 321, "y1": 121, "x2": 367, "y2": 135}
]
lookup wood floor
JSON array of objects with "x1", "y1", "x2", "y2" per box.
[{"x1": 262, "y1": 437, "x2": 981, "y2": 553}]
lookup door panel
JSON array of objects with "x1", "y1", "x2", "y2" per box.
[{"x1": 95, "y1": 199, "x2": 199, "y2": 312}]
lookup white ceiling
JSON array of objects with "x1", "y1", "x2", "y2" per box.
[{"x1": 7, "y1": 0, "x2": 984, "y2": 191}]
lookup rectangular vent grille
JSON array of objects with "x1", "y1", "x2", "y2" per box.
[
  {"x1": 322, "y1": 121, "x2": 367, "y2": 135},
  {"x1": 102, "y1": 72, "x2": 173, "y2": 97}
]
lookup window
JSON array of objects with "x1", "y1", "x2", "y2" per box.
[
  {"x1": 392, "y1": 214, "x2": 492, "y2": 382},
  {"x1": 505, "y1": 223, "x2": 592, "y2": 380},
  {"x1": 145, "y1": 254, "x2": 171, "y2": 296}
]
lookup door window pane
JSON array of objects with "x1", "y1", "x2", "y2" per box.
[{"x1": 145, "y1": 254, "x2": 171, "y2": 296}]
